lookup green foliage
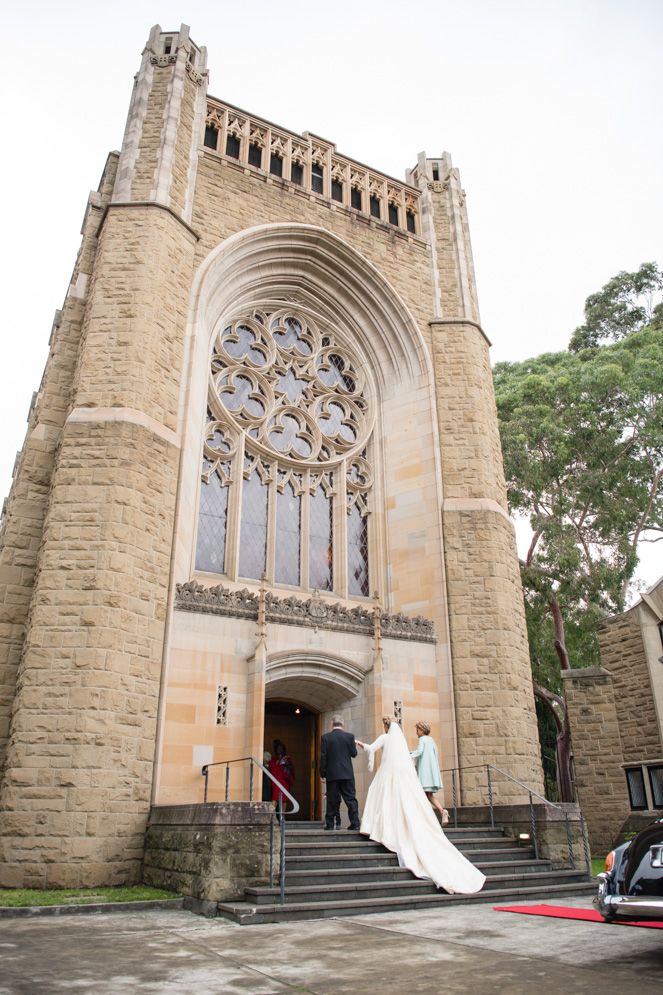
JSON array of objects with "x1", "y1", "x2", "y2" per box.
[
  {"x1": 0, "y1": 885, "x2": 181, "y2": 907},
  {"x1": 494, "y1": 322, "x2": 663, "y2": 683},
  {"x1": 569, "y1": 262, "x2": 663, "y2": 352}
]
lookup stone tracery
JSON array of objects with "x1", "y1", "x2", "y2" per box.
[{"x1": 196, "y1": 303, "x2": 374, "y2": 596}]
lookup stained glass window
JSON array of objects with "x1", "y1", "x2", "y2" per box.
[
  {"x1": 238, "y1": 468, "x2": 268, "y2": 579},
  {"x1": 197, "y1": 305, "x2": 374, "y2": 597},
  {"x1": 309, "y1": 483, "x2": 333, "y2": 591},
  {"x1": 347, "y1": 505, "x2": 369, "y2": 596},
  {"x1": 196, "y1": 472, "x2": 229, "y2": 574},
  {"x1": 275, "y1": 481, "x2": 301, "y2": 586}
]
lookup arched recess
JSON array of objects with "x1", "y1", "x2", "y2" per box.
[
  {"x1": 265, "y1": 650, "x2": 367, "y2": 714},
  {"x1": 173, "y1": 222, "x2": 439, "y2": 585}
]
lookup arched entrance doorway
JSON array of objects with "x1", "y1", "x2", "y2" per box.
[
  {"x1": 263, "y1": 650, "x2": 368, "y2": 821},
  {"x1": 264, "y1": 700, "x2": 320, "y2": 821}
]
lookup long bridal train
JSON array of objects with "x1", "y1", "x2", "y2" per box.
[{"x1": 360, "y1": 721, "x2": 486, "y2": 895}]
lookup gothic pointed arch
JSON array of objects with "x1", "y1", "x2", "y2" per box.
[{"x1": 173, "y1": 223, "x2": 440, "y2": 593}]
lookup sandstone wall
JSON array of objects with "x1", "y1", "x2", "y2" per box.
[
  {"x1": 562, "y1": 667, "x2": 632, "y2": 855},
  {"x1": 597, "y1": 611, "x2": 662, "y2": 763}
]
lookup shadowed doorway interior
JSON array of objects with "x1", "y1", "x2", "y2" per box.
[{"x1": 264, "y1": 700, "x2": 320, "y2": 821}]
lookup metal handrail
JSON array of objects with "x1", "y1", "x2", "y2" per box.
[
  {"x1": 441, "y1": 762, "x2": 591, "y2": 881},
  {"x1": 201, "y1": 756, "x2": 300, "y2": 905}
]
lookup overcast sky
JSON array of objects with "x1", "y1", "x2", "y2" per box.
[{"x1": 1, "y1": 0, "x2": 661, "y2": 588}]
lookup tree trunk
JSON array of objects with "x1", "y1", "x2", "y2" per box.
[{"x1": 534, "y1": 685, "x2": 574, "y2": 803}]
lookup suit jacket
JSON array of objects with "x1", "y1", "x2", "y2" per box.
[{"x1": 320, "y1": 729, "x2": 357, "y2": 781}]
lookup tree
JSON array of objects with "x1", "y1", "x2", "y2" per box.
[
  {"x1": 494, "y1": 322, "x2": 663, "y2": 800},
  {"x1": 569, "y1": 261, "x2": 663, "y2": 352}
]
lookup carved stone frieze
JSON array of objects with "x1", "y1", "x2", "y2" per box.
[
  {"x1": 175, "y1": 580, "x2": 259, "y2": 619},
  {"x1": 151, "y1": 55, "x2": 177, "y2": 67},
  {"x1": 174, "y1": 581, "x2": 436, "y2": 642}
]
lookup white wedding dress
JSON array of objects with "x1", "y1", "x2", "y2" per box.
[{"x1": 361, "y1": 722, "x2": 486, "y2": 894}]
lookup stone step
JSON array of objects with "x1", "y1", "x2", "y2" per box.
[
  {"x1": 217, "y1": 880, "x2": 596, "y2": 925},
  {"x1": 282, "y1": 859, "x2": 553, "y2": 888},
  {"x1": 284, "y1": 840, "x2": 393, "y2": 856},
  {"x1": 284, "y1": 836, "x2": 518, "y2": 858},
  {"x1": 285, "y1": 847, "x2": 537, "y2": 873},
  {"x1": 244, "y1": 869, "x2": 586, "y2": 906},
  {"x1": 285, "y1": 826, "x2": 508, "y2": 841}
]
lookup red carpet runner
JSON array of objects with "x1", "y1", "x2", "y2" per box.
[{"x1": 494, "y1": 903, "x2": 663, "y2": 929}]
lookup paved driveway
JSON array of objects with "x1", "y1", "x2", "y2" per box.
[{"x1": 1, "y1": 897, "x2": 661, "y2": 994}]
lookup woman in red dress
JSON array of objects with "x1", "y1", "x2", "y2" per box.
[{"x1": 268, "y1": 740, "x2": 295, "y2": 806}]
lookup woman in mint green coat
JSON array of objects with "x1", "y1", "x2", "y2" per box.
[{"x1": 410, "y1": 721, "x2": 449, "y2": 825}]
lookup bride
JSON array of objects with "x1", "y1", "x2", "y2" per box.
[{"x1": 356, "y1": 716, "x2": 485, "y2": 895}]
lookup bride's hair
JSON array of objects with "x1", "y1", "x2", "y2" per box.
[{"x1": 382, "y1": 715, "x2": 396, "y2": 727}]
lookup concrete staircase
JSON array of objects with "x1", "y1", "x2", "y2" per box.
[{"x1": 217, "y1": 820, "x2": 595, "y2": 924}]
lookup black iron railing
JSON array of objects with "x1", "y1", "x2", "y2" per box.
[
  {"x1": 201, "y1": 756, "x2": 300, "y2": 905},
  {"x1": 442, "y1": 763, "x2": 591, "y2": 881}
]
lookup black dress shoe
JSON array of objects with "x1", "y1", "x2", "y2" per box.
[{"x1": 347, "y1": 825, "x2": 360, "y2": 831}]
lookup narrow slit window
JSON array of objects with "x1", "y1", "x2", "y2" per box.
[
  {"x1": 351, "y1": 187, "x2": 362, "y2": 211},
  {"x1": 291, "y1": 161, "x2": 304, "y2": 186},
  {"x1": 388, "y1": 203, "x2": 399, "y2": 226},
  {"x1": 270, "y1": 153, "x2": 283, "y2": 177},
  {"x1": 216, "y1": 686, "x2": 228, "y2": 726},
  {"x1": 331, "y1": 179, "x2": 343, "y2": 202},
  {"x1": 204, "y1": 126, "x2": 218, "y2": 151},
  {"x1": 164, "y1": 38, "x2": 172, "y2": 54},
  {"x1": 226, "y1": 134, "x2": 240, "y2": 159},
  {"x1": 432, "y1": 166, "x2": 440, "y2": 181},
  {"x1": 406, "y1": 210, "x2": 416, "y2": 233},
  {"x1": 311, "y1": 163, "x2": 324, "y2": 194},
  {"x1": 248, "y1": 143, "x2": 262, "y2": 168},
  {"x1": 370, "y1": 195, "x2": 380, "y2": 219}
]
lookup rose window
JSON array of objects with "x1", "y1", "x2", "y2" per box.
[{"x1": 195, "y1": 304, "x2": 373, "y2": 597}]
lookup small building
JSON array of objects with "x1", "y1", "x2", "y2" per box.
[{"x1": 563, "y1": 575, "x2": 663, "y2": 855}]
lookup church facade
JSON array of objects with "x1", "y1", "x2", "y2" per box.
[{"x1": 0, "y1": 24, "x2": 543, "y2": 888}]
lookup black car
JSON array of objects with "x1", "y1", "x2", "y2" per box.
[{"x1": 595, "y1": 818, "x2": 663, "y2": 921}]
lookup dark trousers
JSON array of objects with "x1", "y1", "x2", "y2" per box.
[{"x1": 325, "y1": 779, "x2": 359, "y2": 829}]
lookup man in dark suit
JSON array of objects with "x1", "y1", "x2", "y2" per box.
[{"x1": 319, "y1": 714, "x2": 360, "y2": 830}]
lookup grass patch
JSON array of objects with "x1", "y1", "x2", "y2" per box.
[
  {"x1": 0, "y1": 885, "x2": 181, "y2": 908},
  {"x1": 591, "y1": 857, "x2": 605, "y2": 877}
]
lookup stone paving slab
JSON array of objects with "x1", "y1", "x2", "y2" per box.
[{"x1": 0, "y1": 897, "x2": 661, "y2": 994}]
